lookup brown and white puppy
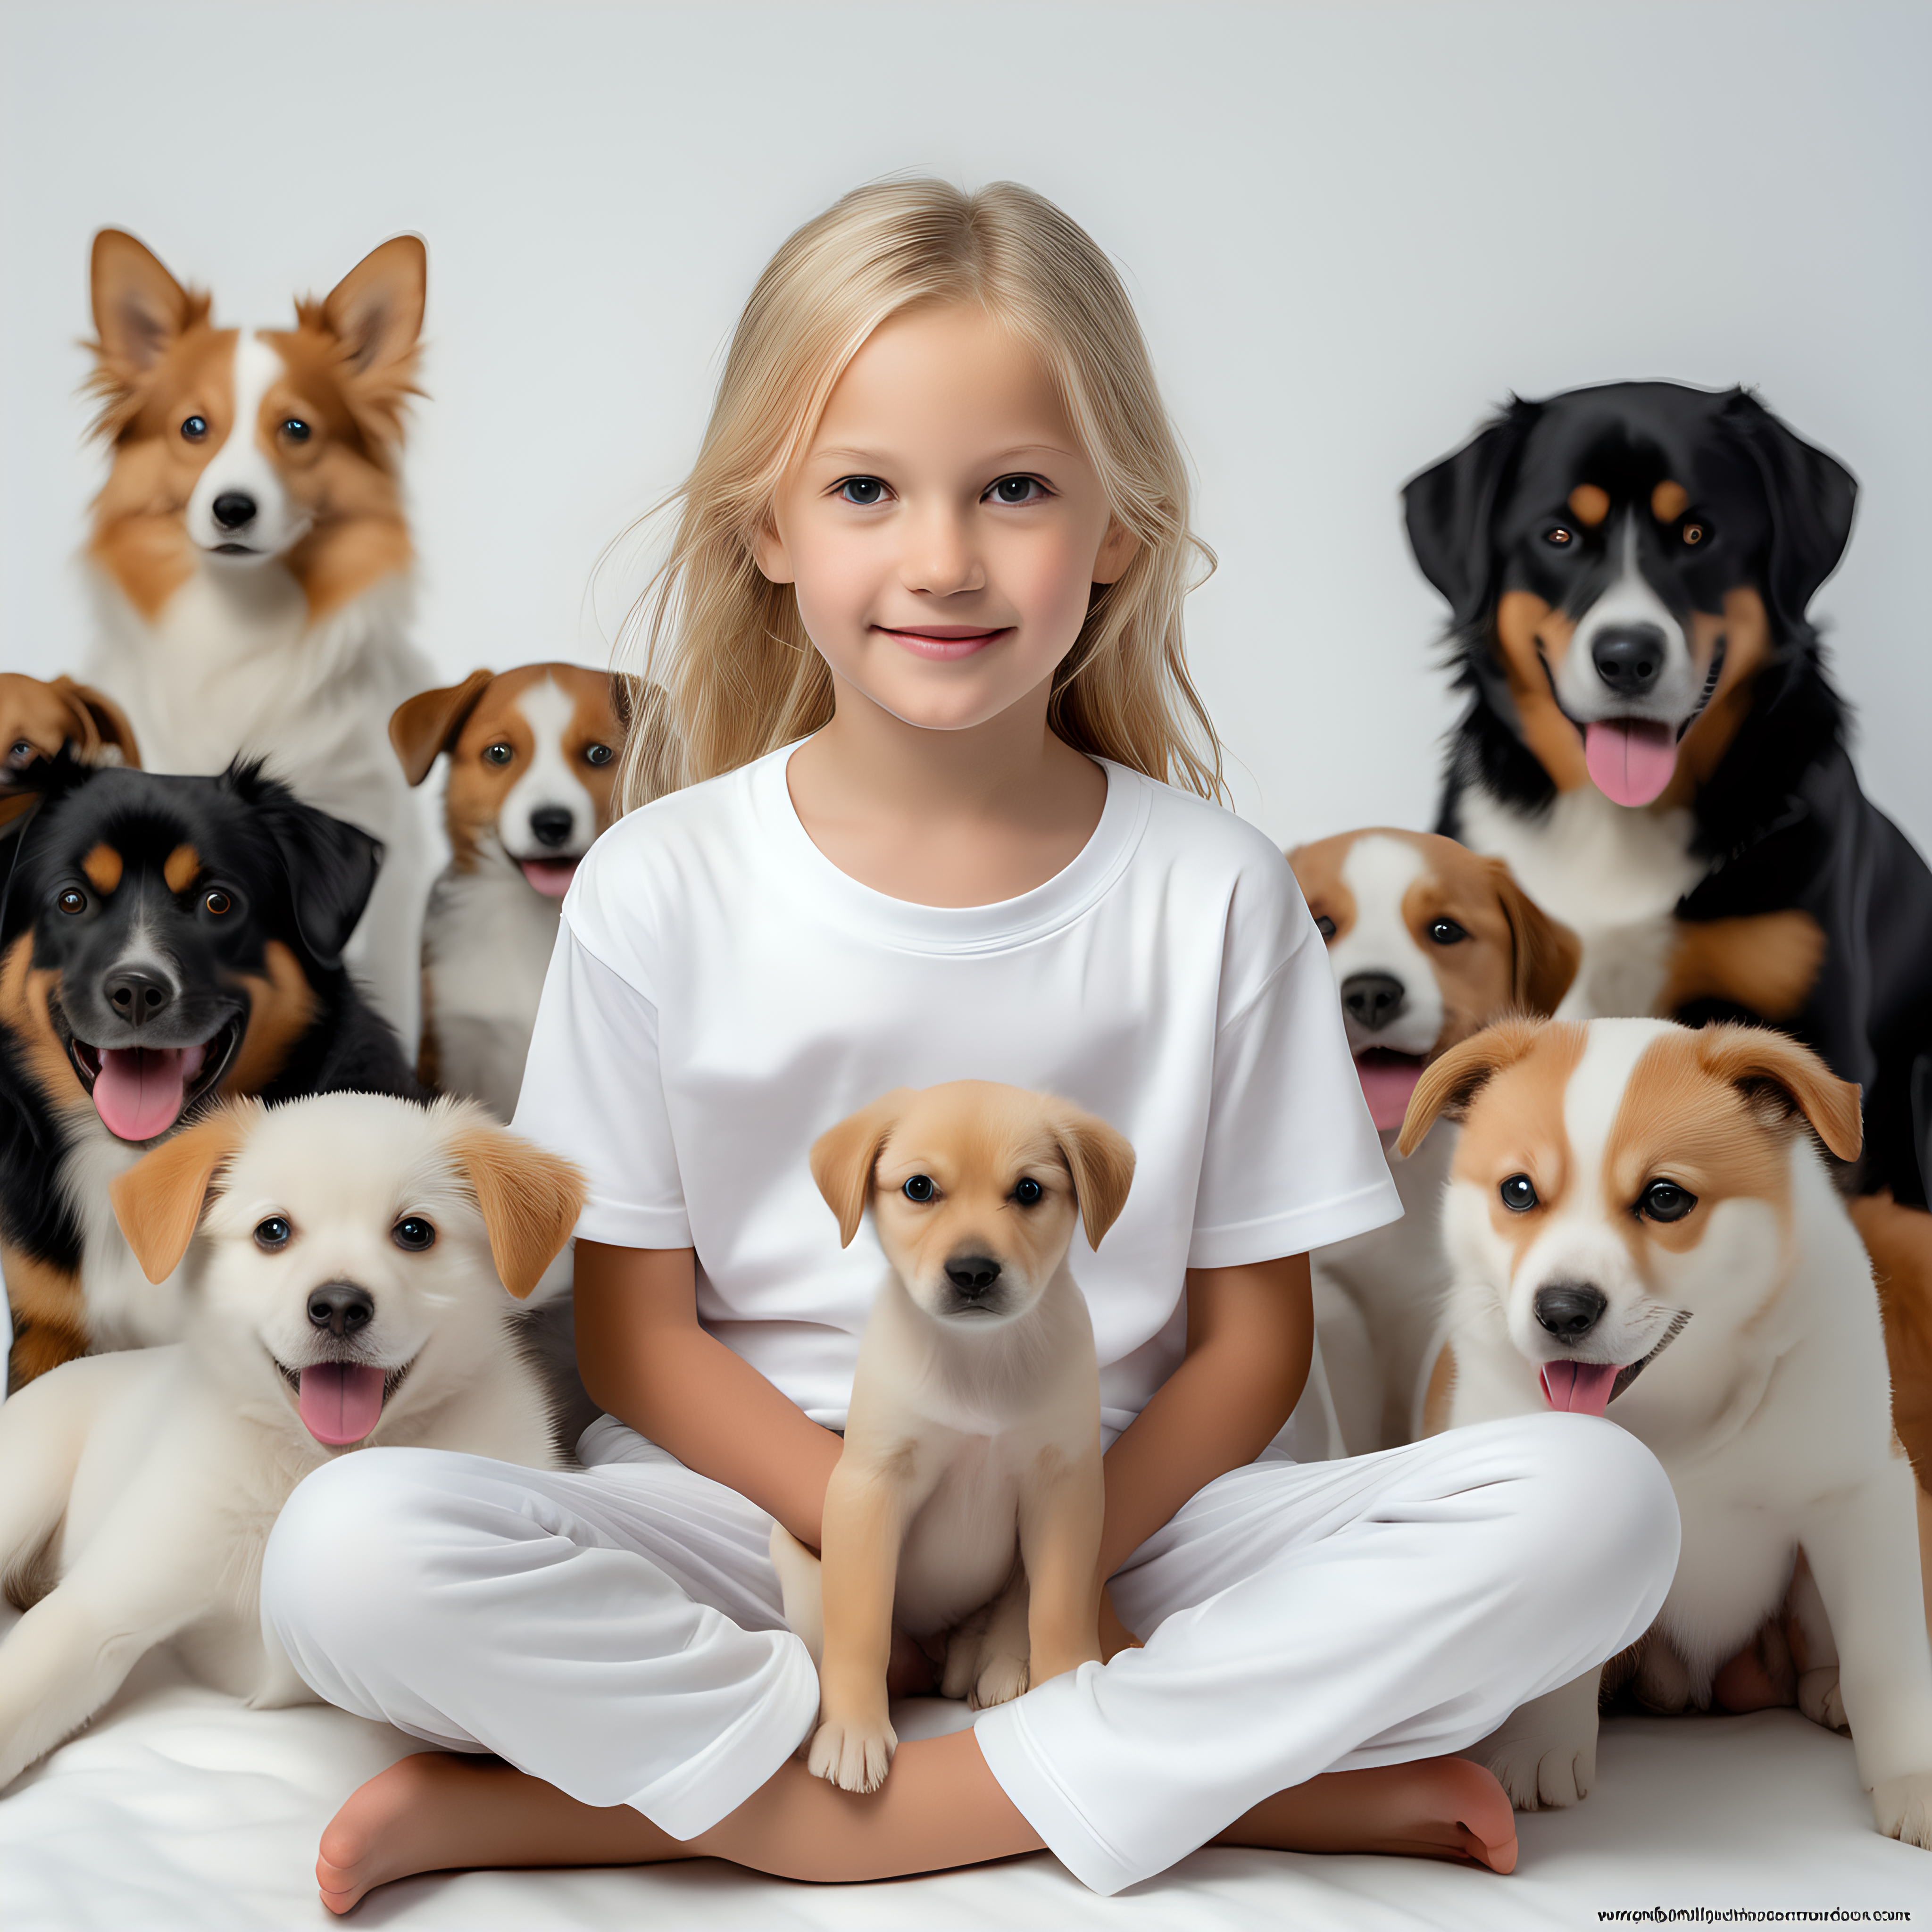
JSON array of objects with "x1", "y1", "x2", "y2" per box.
[
  {"x1": 1405, "y1": 1017, "x2": 1932, "y2": 1848},
  {"x1": 391, "y1": 666, "x2": 677, "y2": 1118},
  {"x1": 1288, "y1": 829, "x2": 1578, "y2": 1451},
  {"x1": 0, "y1": 676, "x2": 138, "y2": 808},
  {"x1": 0, "y1": 1092, "x2": 584, "y2": 1790},
  {"x1": 769, "y1": 1081, "x2": 1134, "y2": 1794}
]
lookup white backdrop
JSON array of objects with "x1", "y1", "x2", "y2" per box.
[{"x1": 1, "y1": 0, "x2": 1925, "y2": 858}]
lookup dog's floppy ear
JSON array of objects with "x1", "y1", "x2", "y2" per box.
[
  {"x1": 1402, "y1": 399, "x2": 1540, "y2": 630},
  {"x1": 224, "y1": 762, "x2": 382, "y2": 969},
  {"x1": 611, "y1": 676, "x2": 683, "y2": 807},
  {"x1": 1397, "y1": 1017, "x2": 1550, "y2": 1157},
  {"x1": 447, "y1": 1116, "x2": 588, "y2": 1299},
  {"x1": 1718, "y1": 391, "x2": 1857, "y2": 643},
  {"x1": 51, "y1": 677, "x2": 140, "y2": 769},
  {"x1": 811, "y1": 1091, "x2": 912, "y2": 1248},
  {"x1": 109, "y1": 1105, "x2": 255, "y2": 1284},
  {"x1": 319, "y1": 234, "x2": 426, "y2": 447},
  {"x1": 1488, "y1": 859, "x2": 1580, "y2": 1017},
  {"x1": 1050, "y1": 1105, "x2": 1136, "y2": 1250},
  {"x1": 88, "y1": 229, "x2": 204, "y2": 435},
  {"x1": 390, "y1": 670, "x2": 494, "y2": 787},
  {"x1": 1695, "y1": 1024, "x2": 1862, "y2": 1164}
]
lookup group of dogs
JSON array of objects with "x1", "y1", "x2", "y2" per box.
[{"x1": 0, "y1": 230, "x2": 1925, "y2": 1856}]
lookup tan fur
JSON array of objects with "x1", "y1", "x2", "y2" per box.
[
  {"x1": 219, "y1": 941, "x2": 320, "y2": 1095},
  {"x1": 1494, "y1": 592, "x2": 1591, "y2": 793},
  {"x1": 108, "y1": 1106, "x2": 256, "y2": 1284},
  {"x1": 81, "y1": 845, "x2": 123, "y2": 895},
  {"x1": 1396, "y1": 1015, "x2": 1574, "y2": 1158},
  {"x1": 1661, "y1": 588, "x2": 1774, "y2": 808},
  {"x1": 1652, "y1": 481, "x2": 1690, "y2": 523},
  {"x1": 445, "y1": 1124, "x2": 587, "y2": 1299},
  {"x1": 1568, "y1": 484, "x2": 1610, "y2": 527},
  {"x1": 162, "y1": 843, "x2": 200, "y2": 894},
  {"x1": 1657, "y1": 909, "x2": 1827, "y2": 1021},
  {"x1": 0, "y1": 675, "x2": 139, "y2": 777},
  {"x1": 2, "y1": 1246, "x2": 89, "y2": 1392}
]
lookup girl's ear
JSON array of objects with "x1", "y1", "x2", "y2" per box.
[
  {"x1": 810, "y1": 1091, "x2": 911, "y2": 1247},
  {"x1": 1051, "y1": 1106, "x2": 1136, "y2": 1249},
  {"x1": 752, "y1": 512, "x2": 797, "y2": 586},
  {"x1": 109, "y1": 1106, "x2": 255, "y2": 1284},
  {"x1": 448, "y1": 1122, "x2": 588, "y2": 1298},
  {"x1": 1091, "y1": 516, "x2": 1140, "y2": 586}
]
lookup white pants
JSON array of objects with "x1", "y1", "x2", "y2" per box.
[{"x1": 261, "y1": 1412, "x2": 1678, "y2": 1896}]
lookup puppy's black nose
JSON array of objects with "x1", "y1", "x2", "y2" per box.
[
  {"x1": 1534, "y1": 1283, "x2": 1607, "y2": 1341},
  {"x1": 529, "y1": 807, "x2": 574, "y2": 849},
  {"x1": 945, "y1": 1255, "x2": 1002, "y2": 1299},
  {"x1": 308, "y1": 1282, "x2": 375, "y2": 1338},
  {"x1": 106, "y1": 967, "x2": 172, "y2": 1024},
  {"x1": 1591, "y1": 624, "x2": 1666, "y2": 696},
  {"x1": 1341, "y1": 971, "x2": 1405, "y2": 1032},
  {"x1": 211, "y1": 491, "x2": 258, "y2": 532}
]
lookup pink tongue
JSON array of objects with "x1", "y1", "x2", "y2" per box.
[
  {"x1": 298, "y1": 1363, "x2": 387, "y2": 1445},
  {"x1": 1356, "y1": 1055, "x2": 1424, "y2": 1133},
  {"x1": 1584, "y1": 720, "x2": 1677, "y2": 807},
  {"x1": 1540, "y1": 1360, "x2": 1623, "y2": 1416},
  {"x1": 92, "y1": 1042, "x2": 206, "y2": 1142},
  {"x1": 519, "y1": 858, "x2": 579, "y2": 899}
]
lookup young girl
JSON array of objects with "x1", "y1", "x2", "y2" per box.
[{"x1": 262, "y1": 179, "x2": 1679, "y2": 1911}]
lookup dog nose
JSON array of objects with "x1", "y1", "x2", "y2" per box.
[
  {"x1": 106, "y1": 966, "x2": 173, "y2": 1025},
  {"x1": 1341, "y1": 972, "x2": 1405, "y2": 1032},
  {"x1": 211, "y1": 491, "x2": 258, "y2": 532},
  {"x1": 1534, "y1": 1283, "x2": 1607, "y2": 1341},
  {"x1": 944, "y1": 1255, "x2": 1002, "y2": 1299},
  {"x1": 307, "y1": 1282, "x2": 375, "y2": 1338},
  {"x1": 1591, "y1": 624, "x2": 1667, "y2": 697},
  {"x1": 529, "y1": 807, "x2": 574, "y2": 849}
]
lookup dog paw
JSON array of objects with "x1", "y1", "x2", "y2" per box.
[
  {"x1": 969, "y1": 1652, "x2": 1030, "y2": 1710},
  {"x1": 1798, "y1": 1666, "x2": 1848, "y2": 1733},
  {"x1": 1871, "y1": 1774, "x2": 1932, "y2": 1848},
  {"x1": 806, "y1": 1714, "x2": 897, "y2": 1794},
  {"x1": 1474, "y1": 1728, "x2": 1596, "y2": 1811},
  {"x1": 941, "y1": 1612, "x2": 992, "y2": 1702}
]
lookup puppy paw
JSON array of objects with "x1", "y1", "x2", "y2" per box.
[
  {"x1": 969, "y1": 1652, "x2": 1030, "y2": 1710},
  {"x1": 806, "y1": 1714, "x2": 897, "y2": 1794},
  {"x1": 1473, "y1": 1727, "x2": 1596, "y2": 1811},
  {"x1": 1798, "y1": 1666, "x2": 1848, "y2": 1733},
  {"x1": 1871, "y1": 1773, "x2": 1932, "y2": 1848},
  {"x1": 941, "y1": 1611, "x2": 992, "y2": 1702}
]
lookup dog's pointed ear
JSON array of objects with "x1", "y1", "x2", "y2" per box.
[
  {"x1": 90, "y1": 229, "x2": 197, "y2": 379},
  {"x1": 109, "y1": 1106, "x2": 254, "y2": 1284},
  {"x1": 324, "y1": 234, "x2": 426, "y2": 373},
  {"x1": 1051, "y1": 1105, "x2": 1136, "y2": 1250},
  {"x1": 1695, "y1": 1024, "x2": 1862, "y2": 1164},
  {"x1": 51, "y1": 677, "x2": 140, "y2": 768},
  {"x1": 1489, "y1": 859, "x2": 1580, "y2": 1017},
  {"x1": 1402, "y1": 399, "x2": 1540, "y2": 631},
  {"x1": 225, "y1": 763, "x2": 382, "y2": 969},
  {"x1": 1397, "y1": 1017, "x2": 1551, "y2": 1157},
  {"x1": 610, "y1": 676, "x2": 683, "y2": 808},
  {"x1": 390, "y1": 670, "x2": 494, "y2": 787},
  {"x1": 810, "y1": 1091, "x2": 911, "y2": 1248},
  {"x1": 447, "y1": 1114, "x2": 588, "y2": 1299}
]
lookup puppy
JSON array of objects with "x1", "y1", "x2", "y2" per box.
[
  {"x1": 0, "y1": 675, "x2": 139, "y2": 807},
  {"x1": 83, "y1": 227, "x2": 436, "y2": 1050},
  {"x1": 391, "y1": 666, "x2": 677, "y2": 1117},
  {"x1": 0, "y1": 758, "x2": 418, "y2": 1388},
  {"x1": 770, "y1": 1081, "x2": 1134, "y2": 1794},
  {"x1": 1288, "y1": 829, "x2": 1578, "y2": 1452},
  {"x1": 1403, "y1": 1016, "x2": 1932, "y2": 1847},
  {"x1": 0, "y1": 1091, "x2": 584, "y2": 1791}
]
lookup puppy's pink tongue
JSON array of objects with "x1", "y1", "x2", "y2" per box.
[
  {"x1": 519, "y1": 858, "x2": 578, "y2": 899},
  {"x1": 1356, "y1": 1055, "x2": 1424, "y2": 1133},
  {"x1": 298, "y1": 1364, "x2": 386, "y2": 1445},
  {"x1": 1540, "y1": 1360, "x2": 1622, "y2": 1416},
  {"x1": 1584, "y1": 720, "x2": 1677, "y2": 807},
  {"x1": 92, "y1": 1043, "x2": 205, "y2": 1142}
]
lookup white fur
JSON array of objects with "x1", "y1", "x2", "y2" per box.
[
  {"x1": 182, "y1": 335, "x2": 312, "y2": 560},
  {"x1": 1553, "y1": 520, "x2": 1703, "y2": 730},
  {"x1": 1326, "y1": 836, "x2": 1444, "y2": 1058},
  {"x1": 499, "y1": 679, "x2": 599, "y2": 861}
]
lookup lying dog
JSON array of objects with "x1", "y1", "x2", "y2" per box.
[
  {"x1": 83, "y1": 227, "x2": 436, "y2": 1050},
  {"x1": 391, "y1": 666, "x2": 676, "y2": 1117},
  {"x1": 1288, "y1": 829, "x2": 1577, "y2": 1452},
  {"x1": 1404, "y1": 381, "x2": 1932, "y2": 1212},
  {"x1": 769, "y1": 1081, "x2": 1134, "y2": 1794},
  {"x1": 0, "y1": 758, "x2": 418, "y2": 1388},
  {"x1": 1402, "y1": 1016, "x2": 1932, "y2": 1847},
  {"x1": 0, "y1": 675, "x2": 139, "y2": 809},
  {"x1": 0, "y1": 1091, "x2": 583, "y2": 1791}
]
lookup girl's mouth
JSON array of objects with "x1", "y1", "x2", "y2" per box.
[{"x1": 876, "y1": 625, "x2": 1012, "y2": 661}]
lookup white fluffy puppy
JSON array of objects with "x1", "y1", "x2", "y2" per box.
[
  {"x1": 770, "y1": 1080, "x2": 1134, "y2": 1795},
  {"x1": 0, "y1": 1091, "x2": 583, "y2": 1790},
  {"x1": 1404, "y1": 1016, "x2": 1932, "y2": 1848}
]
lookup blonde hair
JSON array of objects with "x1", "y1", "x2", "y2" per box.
[{"x1": 616, "y1": 178, "x2": 1220, "y2": 809}]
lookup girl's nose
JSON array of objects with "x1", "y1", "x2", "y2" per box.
[{"x1": 900, "y1": 505, "x2": 985, "y2": 598}]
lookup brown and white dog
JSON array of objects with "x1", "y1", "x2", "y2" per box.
[
  {"x1": 1403, "y1": 1016, "x2": 1932, "y2": 1847},
  {"x1": 82, "y1": 228, "x2": 434, "y2": 1051},
  {"x1": 0, "y1": 676, "x2": 139, "y2": 808},
  {"x1": 390, "y1": 666, "x2": 677, "y2": 1120},
  {"x1": 1288, "y1": 829, "x2": 1578, "y2": 1452}
]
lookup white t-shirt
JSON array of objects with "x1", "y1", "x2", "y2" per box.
[{"x1": 514, "y1": 746, "x2": 1399, "y2": 1439}]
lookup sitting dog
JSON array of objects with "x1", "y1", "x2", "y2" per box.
[
  {"x1": 1289, "y1": 828, "x2": 1577, "y2": 1451},
  {"x1": 0, "y1": 758, "x2": 418, "y2": 1388},
  {"x1": 390, "y1": 666, "x2": 677, "y2": 1117},
  {"x1": 769, "y1": 1081, "x2": 1134, "y2": 1794},
  {"x1": 0, "y1": 675, "x2": 139, "y2": 809},
  {"x1": 1401, "y1": 1015, "x2": 1932, "y2": 1847},
  {"x1": 0, "y1": 1091, "x2": 583, "y2": 1790}
]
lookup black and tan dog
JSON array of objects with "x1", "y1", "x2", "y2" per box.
[
  {"x1": 1405, "y1": 380, "x2": 1932, "y2": 1214},
  {"x1": 0, "y1": 756, "x2": 418, "y2": 1388}
]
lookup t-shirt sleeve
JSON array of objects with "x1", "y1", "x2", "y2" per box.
[
  {"x1": 1187, "y1": 889, "x2": 1402, "y2": 1269},
  {"x1": 510, "y1": 921, "x2": 692, "y2": 1249}
]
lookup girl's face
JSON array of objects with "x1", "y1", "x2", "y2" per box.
[{"x1": 756, "y1": 304, "x2": 1137, "y2": 734}]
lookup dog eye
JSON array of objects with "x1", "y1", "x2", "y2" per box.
[
  {"x1": 1013, "y1": 1178, "x2": 1043, "y2": 1207},
  {"x1": 181, "y1": 415, "x2": 208, "y2": 442},
  {"x1": 392, "y1": 1216, "x2": 436, "y2": 1251},
  {"x1": 584, "y1": 743, "x2": 614, "y2": 767},
  {"x1": 1680, "y1": 521, "x2": 1707, "y2": 547},
  {"x1": 57, "y1": 888, "x2": 88, "y2": 916},
  {"x1": 255, "y1": 1216, "x2": 291, "y2": 1249},
  {"x1": 203, "y1": 889, "x2": 233, "y2": 916},
  {"x1": 1499, "y1": 1174, "x2": 1539, "y2": 1213},
  {"x1": 8, "y1": 739, "x2": 39, "y2": 769},
  {"x1": 1315, "y1": 914, "x2": 1336, "y2": 940},
  {"x1": 902, "y1": 1175, "x2": 935, "y2": 1203},
  {"x1": 1638, "y1": 1180, "x2": 1697, "y2": 1223},
  {"x1": 280, "y1": 418, "x2": 312, "y2": 444},
  {"x1": 1427, "y1": 918, "x2": 1469, "y2": 945},
  {"x1": 483, "y1": 743, "x2": 514, "y2": 766},
  {"x1": 1543, "y1": 525, "x2": 1575, "y2": 548}
]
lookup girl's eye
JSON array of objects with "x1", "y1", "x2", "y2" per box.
[
  {"x1": 281, "y1": 418, "x2": 312, "y2": 444},
  {"x1": 584, "y1": 743, "x2": 614, "y2": 767},
  {"x1": 181, "y1": 416, "x2": 208, "y2": 442},
  {"x1": 838, "y1": 477, "x2": 886, "y2": 506},
  {"x1": 255, "y1": 1216, "x2": 291, "y2": 1249},
  {"x1": 902, "y1": 1175, "x2": 935, "y2": 1203},
  {"x1": 483, "y1": 743, "x2": 514, "y2": 766},
  {"x1": 1638, "y1": 1180, "x2": 1697, "y2": 1223},
  {"x1": 1315, "y1": 915, "x2": 1337, "y2": 940},
  {"x1": 1013, "y1": 1178, "x2": 1043, "y2": 1207},
  {"x1": 1681, "y1": 521, "x2": 1707, "y2": 547},
  {"x1": 989, "y1": 475, "x2": 1043, "y2": 505},
  {"x1": 1427, "y1": 918, "x2": 1469, "y2": 946},
  {"x1": 1543, "y1": 525, "x2": 1575, "y2": 548},
  {"x1": 57, "y1": 888, "x2": 88, "y2": 916},
  {"x1": 1500, "y1": 1174, "x2": 1539, "y2": 1213},
  {"x1": 392, "y1": 1216, "x2": 436, "y2": 1251},
  {"x1": 203, "y1": 889, "x2": 233, "y2": 916}
]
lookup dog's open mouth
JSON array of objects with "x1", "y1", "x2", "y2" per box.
[
  {"x1": 1354, "y1": 1048, "x2": 1427, "y2": 1133},
  {"x1": 516, "y1": 857, "x2": 581, "y2": 899},
  {"x1": 275, "y1": 1355, "x2": 415, "y2": 1447},
  {"x1": 1545, "y1": 634, "x2": 1726, "y2": 809},
  {"x1": 1538, "y1": 1312, "x2": 1690, "y2": 1417},
  {"x1": 65, "y1": 1016, "x2": 241, "y2": 1143}
]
